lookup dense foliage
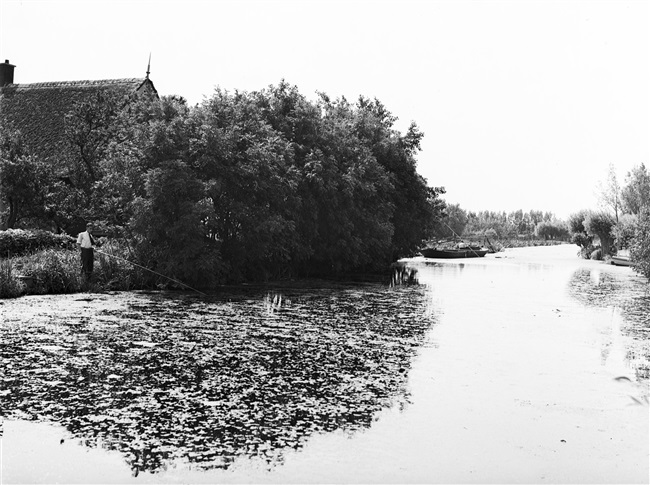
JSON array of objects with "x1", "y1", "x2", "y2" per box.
[
  {"x1": 0, "y1": 83, "x2": 444, "y2": 285},
  {"x1": 621, "y1": 163, "x2": 650, "y2": 216},
  {"x1": 567, "y1": 210, "x2": 595, "y2": 259},
  {"x1": 569, "y1": 164, "x2": 650, "y2": 276},
  {"x1": 0, "y1": 130, "x2": 52, "y2": 229},
  {"x1": 630, "y1": 207, "x2": 650, "y2": 279}
]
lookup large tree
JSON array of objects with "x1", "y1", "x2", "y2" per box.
[
  {"x1": 192, "y1": 85, "x2": 445, "y2": 277},
  {"x1": 129, "y1": 159, "x2": 217, "y2": 286},
  {"x1": 597, "y1": 163, "x2": 623, "y2": 222},
  {"x1": 191, "y1": 88, "x2": 305, "y2": 280},
  {"x1": 352, "y1": 96, "x2": 445, "y2": 259},
  {"x1": 583, "y1": 211, "x2": 616, "y2": 257},
  {"x1": 621, "y1": 163, "x2": 650, "y2": 215}
]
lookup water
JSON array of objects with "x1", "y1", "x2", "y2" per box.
[{"x1": 1, "y1": 244, "x2": 648, "y2": 483}]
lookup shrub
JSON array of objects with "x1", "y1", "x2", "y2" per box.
[{"x1": 0, "y1": 229, "x2": 75, "y2": 258}]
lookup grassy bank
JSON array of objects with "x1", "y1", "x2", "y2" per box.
[{"x1": 0, "y1": 247, "x2": 147, "y2": 298}]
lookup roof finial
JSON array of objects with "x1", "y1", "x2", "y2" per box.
[{"x1": 146, "y1": 53, "x2": 151, "y2": 79}]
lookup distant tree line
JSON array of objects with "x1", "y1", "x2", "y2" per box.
[
  {"x1": 567, "y1": 163, "x2": 650, "y2": 279},
  {"x1": 432, "y1": 205, "x2": 568, "y2": 242},
  {"x1": 0, "y1": 82, "x2": 445, "y2": 285}
]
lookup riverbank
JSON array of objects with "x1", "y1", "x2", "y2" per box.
[
  {"x1": 0, "y1": 246, "x2": 406, "y2": 299},
  {"x1": 1, "y1": 244, "x2": 648, "y2": 483}
]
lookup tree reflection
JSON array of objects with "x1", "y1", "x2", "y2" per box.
[
  {"x1": 568, "y1": 268, "x2": 650, "y2": 381},
  {"x1": 1, "y1": 283, "x2": 435, "y2": 473}
]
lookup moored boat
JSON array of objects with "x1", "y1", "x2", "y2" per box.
[
  {"x1": 611, "y1": 249, "x2": 633, "y2": 267},
  {"x1": 421, "y1": 247, "x2": 489, "y2": 259},
  {"x1": 611, "y1": 255, "x2": 633, "y2": 267}
]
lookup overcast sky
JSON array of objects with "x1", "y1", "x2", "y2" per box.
[{"x1": 1, "y1": 0, "x2": 647, "y2": 219}]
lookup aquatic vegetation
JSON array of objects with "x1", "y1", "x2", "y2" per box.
[
  {"x1": 1, "y1": 284, "x2": 435, "y2": 474},
  {"x1": 568, "y1": 268, "x2": 650, "y2": 316}
]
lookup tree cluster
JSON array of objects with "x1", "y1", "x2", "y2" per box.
[
  {"x1": 432, "y1": 206, "x2": 564, "y2": 242},
  {"x1": 568, "y1": 163, "x2": 650, "y2": 277},
  {"x1": 0, "y1": 82, "x2": 445, "y2": 285},
  {"x1": 630, "y1": 207, "x2": 650, "y2": 279}
]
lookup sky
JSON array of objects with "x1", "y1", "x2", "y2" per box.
[{"x1": 1, "y1": 0, "x2": 647, "y2": 219}]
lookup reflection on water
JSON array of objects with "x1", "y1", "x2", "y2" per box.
[
  {"x1": 1, "y1": 277, "x2": 435, "y2": 475},
  {"x1": 389, "y1": 263, "x2": 419, "y2": 287},
  {"x1": 568, "y1": 267, "x2": 650, "y2": 380}
]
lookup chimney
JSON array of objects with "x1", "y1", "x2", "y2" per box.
[{"x1": 0, "y1": 60, "x2": 16, "y2": 87}]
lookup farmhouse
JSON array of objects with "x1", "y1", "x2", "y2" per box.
[
  {"x1": 0, "y1": 59, "x2": 158, "y2": 162},
  {"x1": 0, "y1": 60, "x2": 159, "y2": 229}
]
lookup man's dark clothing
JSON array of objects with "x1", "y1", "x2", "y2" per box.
[{"x1": 81, "y1": 247, "x2": 94, "y2": 275}]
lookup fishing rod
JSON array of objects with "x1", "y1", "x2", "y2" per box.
[{"x1": 94, "y1": 247, "x2": 208, "y2": 296}]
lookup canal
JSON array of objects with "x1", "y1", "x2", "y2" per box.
[{"x1": 1, "y1": 244, "x2": 648, "y2": 483}]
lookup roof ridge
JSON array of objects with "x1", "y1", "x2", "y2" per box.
[{"x1": 4, "y1": 78, "x2": 146, "y2": 89}]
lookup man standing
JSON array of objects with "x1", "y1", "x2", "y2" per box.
[{"x1": 76, "y1": 223, "x2": 96, "y2": 278}]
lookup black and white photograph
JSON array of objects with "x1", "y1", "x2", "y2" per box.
[{"x1": 0, "y1": 0, "x2": 648, "y2": 483}]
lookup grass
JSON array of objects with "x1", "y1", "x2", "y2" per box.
[
  {"x1": 0, "y1": 259, "x2": 23, "y2": 298},
  {"x1": 21, "y1": 248, "x2": 84, "y2": 294}
]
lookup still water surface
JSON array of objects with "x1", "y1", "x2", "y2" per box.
[{"x1": 1, "y1": 244, "x2": 648, "y2": 483}]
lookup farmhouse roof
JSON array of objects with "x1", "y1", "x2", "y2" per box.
[{"x1": 0, "y1": 61, "x2": 158, "y2": 162}]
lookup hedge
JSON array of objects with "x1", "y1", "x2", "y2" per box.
[{"x1": 0, "y1": 229, "x2": 76, "y2": 258}]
